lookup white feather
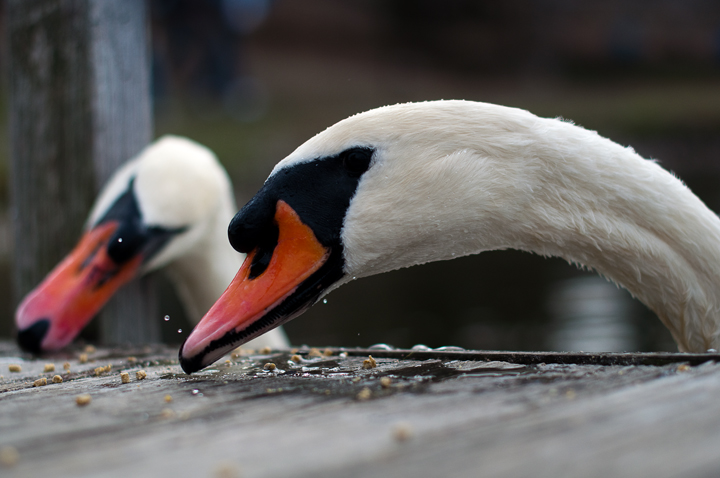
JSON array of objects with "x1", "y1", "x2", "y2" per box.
[{"x1": 274, "y1": 100, "x2": 720, "y2": 353}]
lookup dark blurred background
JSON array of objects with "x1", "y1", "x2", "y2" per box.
[{"x1": 3, "y1": 0, "x2": 720, "y2": 351}]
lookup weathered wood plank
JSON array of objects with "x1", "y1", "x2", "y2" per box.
[
  {"x1": 1, "y1": 342, "x2": 718, "y2": 478},
  {"x1": 331, "y1": 347, "x2": 720, "y2": 366}
]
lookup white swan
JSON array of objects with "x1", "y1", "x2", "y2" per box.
[
  {"x1": 15, "y1": 135, "x2": 288, "y2": 352},
  {"x1": 179, "y1": 100, "x2": 720, "y2": 373}
]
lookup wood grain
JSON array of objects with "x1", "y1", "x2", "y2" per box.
[{"x1": 1, "y1": 342, "x2": 718, "y2": 477}]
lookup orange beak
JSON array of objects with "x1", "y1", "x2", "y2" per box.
[
  {"x1": 180, "y1": 200, "x2": 329, "y2": 373},
  {"x1": 15, "y1": 222, "x2": 143, "y2": 352}
]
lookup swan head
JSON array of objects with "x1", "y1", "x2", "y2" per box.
[
  {"x1": 179, "y1": 100, "x2": 500, "y2": 372},
  {"x1": 16, "y1": 135, "x2": 234, "y2": 353}
]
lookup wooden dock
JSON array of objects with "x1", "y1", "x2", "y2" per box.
[{"x1": 2, "y1": 340, "x2": 720, "y2": 478}]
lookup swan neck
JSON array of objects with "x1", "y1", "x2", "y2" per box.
[{"x1": 343, "y1": 113, "x2": 720, "y2": 351}]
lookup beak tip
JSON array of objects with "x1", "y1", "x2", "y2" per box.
[
  {"x1": 16, "y1": 319, "x2": 51, "y2": 354},
  {"x1": 178, "y1": 340, "x2": 204, "y2": 375},
  {"x1": 178, "y1": 357, "x2": 202, "y2": 375}
]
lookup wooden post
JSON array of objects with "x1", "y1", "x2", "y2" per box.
[
  {"x1": 7, "y1": 0, "x2": 159, "y2": 345},
  {"x1": 88, "y1": 0, "x2": 159, "y2": 344}
]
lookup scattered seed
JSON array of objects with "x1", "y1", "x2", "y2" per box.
[
  {"x1": 78, "y1": 353, "x2": 88, "y2": 364},
  {"x1": 380, "y1": 377, "x2": 392, "y2": 388},
  {"x1": 290, "y1": 354, "x2": 302, "y2": 363},
  {"x1": 63, "y1": 362, "x2": 71, "y2": 371},
  {"x1": 136, "y1": 370, "x2": 147, "y2": 380},
  {"x1": 120, "y1": 372, "x2": 130, "y2": 384},
  {"x1": 164, "y1": 394, "x2": 173, "y2": 403},
  {"x1": 214, "y1": 462, "x2": 241, "y2": 478},
  {"x1": 363, "y1": 355, "x2": 377, "y2": 369},
  {"x1": 84, "y1": 345, "x2": 96, "y2": 354},
  {"x1": 52, "y1": 375, "x2": 63, "y2": 384},
  {"x1": 392, "y1": 422, "x2": 414, "y2": 442},
  {"x1": 75, "y1": 394, "x2": 91, "y2": 406},
  {"x1": 308, "y1": 348, "x2": 322, "y2": 358},
  {"x1": 323, "y1": 348, "x2": 333, "y2": 356},
  {"x1": 677, "y1": 364, "x2": 691, "y2": 372},
  {"x1": 263, "y1": 362, "x2": 276, "y2": 371},
  {"x1": 8, "y1": 364, "x2": 21, "y2": 373},
  {"x1": 260, "y1": 346, "x2": 272, "y2": 354},
  {"x1": 357, "y1": 387, "x2": 372, "y2": 401},
  {"x1": 94, "y1": 364, "x2": 112, "y2": 376},
  {"x1": 43, "y1": 363, "x2": 55, "y2": 373},
  {"x1": 290, "y1": 348, "x2": 299, "y2": 354},
  {"x1": 0, "y1": 446, "x2": 19, "y2": 467},
  {"x1": 127, "y1": 357, "x2": 137, "y2": 364},
  {"x1": 33, "y1": 378, "x2": 47, "y2": 387}
]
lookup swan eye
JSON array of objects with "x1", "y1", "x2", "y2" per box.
[{"x1": 340, "y1": 148, "x2": 373, "y2": 176}]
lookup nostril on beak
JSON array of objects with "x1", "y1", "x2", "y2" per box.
[{"x1": 17, "y1": 319, "x2": 51, "y2": 354}]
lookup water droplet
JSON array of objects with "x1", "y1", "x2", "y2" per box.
[
  {"x1": 411, "y1": 344, "x2": 431, "y2": 351},
  {"x1": 435, "y1": 346, "x2": 466, "y2": 351},
  {"x1": 369, "y1": 343, "x2": 394, "y2": 350},
  {"x1": 164, "y1": 315, "x2": 170, "y2": 322},
  {"x1": 177, "y1": 329, "x2": 182, "y2": 333},
  {"x1": 707, "y1": 348, "x2": 717, "y2": 353},
  {"x1": 117, "y1": 238, "x2": 123, "y2": 243},
  {"x1": 322, "y1": 299, "x2": 328, "y2": 304},
  {"x1": 191, "y1": 389, "x2": 200, "y2": 395}
]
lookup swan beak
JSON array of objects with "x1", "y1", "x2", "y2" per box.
[
  {"x1": 180, "y1": 200, "x2": 329, "y2": 373},
  {"x1": 15, "y1": 222, "x2": 142, "y2": 353}
]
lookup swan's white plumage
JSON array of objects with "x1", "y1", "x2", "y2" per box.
[
  {"x1": 89, "y1": 135, "x2": 288, "y2": 349},
  {"x1": 273, "y1": 100, "x2": 720, "y2": 352}
]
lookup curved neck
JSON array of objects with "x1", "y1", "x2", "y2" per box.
[
  {"x1": 519, "y1": 139, "x2": 720, "y2": 352},
  {"x1": 344, "y1": 111, "x2": 720, "y2": 351}
]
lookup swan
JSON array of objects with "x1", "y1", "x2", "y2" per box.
[
  {"x1": 179, "y1": 100, "x2": 720, "y2": 373},
  {"x1": 15, "y1": 135, "x2": 289, "y2": 353}
]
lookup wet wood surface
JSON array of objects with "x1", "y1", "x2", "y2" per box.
[{"x1": 1, "y1": 340, "x2": 720, "y2": 478}]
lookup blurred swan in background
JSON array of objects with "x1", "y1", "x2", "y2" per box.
[{"x1": 16, "y1": 135, "x2": 289, "y2": 353}]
